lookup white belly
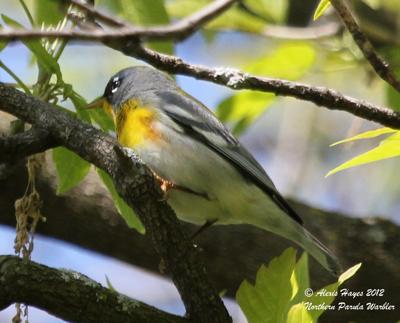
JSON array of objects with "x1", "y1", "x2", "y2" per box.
[{"x1": 133, "y1": 122, "x2": 285, "y2": 226}]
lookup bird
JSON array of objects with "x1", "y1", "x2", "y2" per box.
[{"x1": 89, "y1": 66, "x2": 340, "y2": 276}]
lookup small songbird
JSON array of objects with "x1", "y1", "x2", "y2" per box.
[{"x1": 90, "y1": 66, "x2": 340, "y2": 275}]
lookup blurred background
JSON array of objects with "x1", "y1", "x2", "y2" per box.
[{"x1": 1, "y1": 0, "x2": 400, "y2": 322}]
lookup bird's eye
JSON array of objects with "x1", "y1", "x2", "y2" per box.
[{"x1": 110, "y1": 77, "x2": 120, "y2": 94}]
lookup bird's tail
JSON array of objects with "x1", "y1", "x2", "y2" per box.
[{"x1": 251, "y1": 216, "x2": 341, "y2": 276}]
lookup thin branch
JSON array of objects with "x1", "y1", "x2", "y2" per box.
[
  {"x1": 69, "y1": 0, "x2": 126, "y2": 28},
  {"x1": 0, "y1": 255, "x2": 187, "y2": 323},
  {"x1": 0, "y1": 84, "x2": 231, "y2": 323},
  {"x1": 126, "y1": 45, "x2": 400, "y2": 129},
  {"x1": 330, "y1": 0, "x2": 400, "y2": 93},
  {"x1": 0, "y1": 0, "x2": 237, "y2": 42},
  {"x1": 0, "y1": 127, "x2": 56, "y2": 163},
  {"x1": 259, "y1": 21, "x2": 340, "y2": 40}
]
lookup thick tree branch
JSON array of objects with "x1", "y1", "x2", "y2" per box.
[
  {"x1": 0, "y1": 0, "x2": 237, "y2": 42},
  {"x1": 0, "y1": 127, "x2": 56, "y2": 162},
  {"x1": 0, "y1": 255, "x2": 187, "y2": 323},
  {"x1": 0, "y1": 85, "x2": 231, "y2": 323},
  {"x1": 1, "y1": 161, "x2": 399, "y2": 322},
  {"x1": 330, "y1": 0, "x2": 400, "y2": 93}
]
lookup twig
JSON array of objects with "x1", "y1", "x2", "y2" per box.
[
  {"x1": 127, "y1": 45, "x2": 400, "y2": 129},
  {"x1": 0, "y1": 0, "x2": 238, "y2": 42},
  {"x1": 69, "y1": 0, "x2": 126, "y2": 27},
  {"x1": 330, "y1": 0, "x2": 400, "y2": 93}
]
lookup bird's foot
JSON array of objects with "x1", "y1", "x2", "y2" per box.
[{"x1": 153, "y1": 172, "x2": 175, "y2": 201}]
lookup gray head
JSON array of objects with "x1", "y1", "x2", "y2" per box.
[{"x1": 103, "y1": 66, "x2": 178, "y2": 108}]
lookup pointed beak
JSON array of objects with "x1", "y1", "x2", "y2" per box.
[{"x1": 86, "y1": 96, "x2": 106, "y2": 109}]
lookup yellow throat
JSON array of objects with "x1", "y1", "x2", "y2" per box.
[{"x1": 105, "y1": 99, "x2": 158, "y2": 148}]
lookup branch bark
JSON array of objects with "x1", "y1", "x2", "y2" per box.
[
  {"x1": 0, "y1": 85, "x2": 231, "y2": 323},
  {"x1": 1, "y1": 1, "x2": 399, "y2": 130},
  {"x1": 0, "y1": 0, "x2": 237, "y2": 42},
  {"x1": 1, "y1": 158, "x2": 399, "y2": 323},
  {"x1": 0, "y1": 255, "x2": 187, "y2": 323},
  {"x1": 129, "y1": 46, "x2": 400, "y2": 129},
  {"x1": 0, "y1": 127, "x2": 56, "y2": 163}
]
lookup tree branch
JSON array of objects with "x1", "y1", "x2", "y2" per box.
[
  {"x1": 1, "y1": 160, "x2": 399, "y2": 322},
  {"x1": 0, "y1": 84, "x2": 231, "y2": 323},
  {"x1": 0, "y1": 0, "x2": 237, "y2": 42},
  {"x1": 127, "y1": 45, "x2": 400, "y2": 129},
  {"x1": 0, "y1": 255, "x2": 187, "y2": 323},
  {"x1": 0, "y1": 127, "x2": 56, "y2": 163},
  {"x1": 330, "y1": 0, "x2": 400, "y2": 93},
  {"x1": 1, "y1": 1, "x2": 399, "y2": 130}
]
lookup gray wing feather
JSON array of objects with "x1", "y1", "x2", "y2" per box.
[{"x1": 156, "y1": 90, "x2": 303, "y2": 225}]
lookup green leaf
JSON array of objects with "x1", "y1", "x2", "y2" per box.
[
  {"x1": 236, "y1": 248, "x2": 297, "y2": 323},
  {"x1": 326, "y1": 131, "x2": 400, "y2": 176},
  {"x1": 286, "y1": 303, "x2": 313, "y2": 323},
  {"x1": 246, "y1": 43, "x2": 316, "y2": 79},
  {"x1": 119, "y1": 0, "x2": 173, "y2": 54},
  {"x1": 240, "y1": 0, "x2": 288, "y2": 24},
  {"x1": 217, "y1": 43, "x2": 315, "y2": 134},
  {"x1": 314, "y1": 0, "x2": 331, "y2": 20},
  {"x1": 289, "y1": 253, "x2": 309, "y2": 307},
  {"x1": 53, "y1": 147, "x2": 91, "y2": 194},
  {"x1": 167, "y1": 0, "x2": 266, "y2": 34},
  {"x1": 96, "y1": 168, "x2": 145, "y2": 233},
  {"x1": 386, "y1": 83, "x2": 400, "y2": 112},
  {"x1": 237, "y1": 249, "x2": 361, "y2": 323},
  {"x1": 306, "y1": 263, "x2": 362, "y2": 321},
  {"x1": 330, "y1": 127, "x2": 396, "y2": 146},
  {"x1": 0, "y1": 23, "x2": 7, "y2": 51},
  {"x1": 33, "y1": 0, "x2": 67, "y2": 26},
  {"x1": 1, "y1": 14, "x2": 62, "y2": 79},
  {"x1": 217, "y1": 91, "x2": 275, "y2": 135}
]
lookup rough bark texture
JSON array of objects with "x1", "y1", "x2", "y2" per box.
[
  {"x1": 0, "y1": 255, "x2": 187, "y2": 323},
  {"x1": 0, "y1": 150, "x2": 399, "y2": 323},
  {"x1": 0, "y1": 86, "x2": 231, "y2": 323}
]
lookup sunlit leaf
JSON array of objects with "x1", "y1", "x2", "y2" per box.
[
  {"x1": 119, "y1": 0, "x2": 173, "y2": 54},
  {"x1": 314, "y1": 0, "x2": 331, "y2": 20},
  {"x1": 1, "y1": 14, "x2": 62, "y2": 79},
  {"x1": 306, "y1": 263, "x2": 362, "y2": 321},
  {"x1": 246, "y1": 43, "x2": 316, "y2": 79},
  {"x1": 289, "y1": 253, "x2": 309, "y2": 306},
  {"x1": 286, "y1": 303, "x2": 313, "y2": 323},
  {"x1": 236, "y1": 248, "x2": 361, "y2": 323},
  {"x1": 217, "y1": 43, "x2": 315, "y2": 134},
  {"x1": 53, "y1": 147, "x2": 91, "y2": 194},
  {"x1": 218, "y1": 91, "x2": 275, "y2": 135},
  {"x1": 327, "y1": 131, "x2": 400, "y2": 176},
  {"x1": 236, "y1": 248, "x2": 297, "y2": 323},
  {"x1": 330, "y1": 127, "x2": 396, "y2": 146},
  {"x1": 96, "y1": 168, "x2": 145, "y2": 233}
]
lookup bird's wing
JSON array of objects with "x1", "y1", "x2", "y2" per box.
[{"x1": 156, "y1": 90, "x2": 303, "y2": 225}]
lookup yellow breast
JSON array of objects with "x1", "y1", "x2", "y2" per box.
[{"x1": 116, "y1": 100, "x2": 159, "y2": 148}]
